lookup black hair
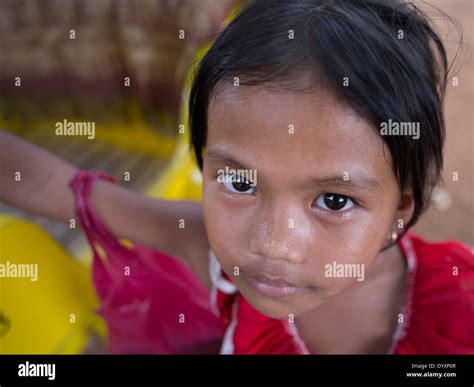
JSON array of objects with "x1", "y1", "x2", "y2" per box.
[{"x1": 189, "y1": 0, "x2": 455, "y2": 231}]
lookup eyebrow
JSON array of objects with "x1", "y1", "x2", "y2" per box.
[
  {"x1": 309, "y1": 176, "x2": 381, "y2": 192},
  {"x1": 205, "y1": 149, "x2": 381, "y2": 192},
  {"x1": 206, "y1": 149, "x2": 251, "y2": 170}
]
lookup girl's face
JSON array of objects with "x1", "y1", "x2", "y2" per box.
[{"x1": 202, "y1": 84, "x2": 411, "y2": 320}]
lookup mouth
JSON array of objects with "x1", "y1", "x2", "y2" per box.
[{"x1": 242, "y1": 273, "x2": 310, "y2": 298}]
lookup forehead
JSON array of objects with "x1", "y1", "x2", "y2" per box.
[{"x1": 206, "y1": 84, "x2": 393, "y2": 184}]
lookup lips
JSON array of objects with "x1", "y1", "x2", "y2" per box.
[
  {"x1": 254, "y1": 275, "x2": 296, "y2": 288},
  {"x1": 243, "y1": 273, "x2": 309, "y2": 298}
]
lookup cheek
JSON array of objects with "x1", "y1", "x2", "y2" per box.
[
  {"x1": 202, "y1": 182, "x2": 251, "y2": 267},
  {"x1": 328, "y1": 215, "x2": 390, "y2": 258},
  {"x1": 314, "y1": 205, "x2": 397, "y2": 293},
  {"x1": 320, "y1": 187, "x2": 399, "y2": 258}
]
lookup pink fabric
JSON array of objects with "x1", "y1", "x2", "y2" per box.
[{"x1": 69, "y1": 170, "x2": 225, "y2": 354}]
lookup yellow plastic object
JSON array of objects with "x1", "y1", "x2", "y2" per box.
[
  {"x1": 145, "y1": 137, "x2": 203, "y2": 200},
  {"x1": 0, "y1": 214, "x2": 104, "y2": 354}
]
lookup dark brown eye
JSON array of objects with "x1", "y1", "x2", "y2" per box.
[
  {"x1": 324, "y1": 194, "x2": 347, "y2": 210},
  {"x1": 232, "y1": 181, "x2": 251, "y2": 192},
  {"x1": 314, "y1": 193, "x2": 354, "y2": 212},
  {"x1": 222, "y1": 174, "x2": 256, "y2": 194}
]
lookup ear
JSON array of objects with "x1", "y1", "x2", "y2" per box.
[{"x1": 394, "y1": 191, "x2": 415, "y2": 231}]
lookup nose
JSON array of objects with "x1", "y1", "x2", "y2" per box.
[{"x1": 248, "y1": 205, "x2": 308, "y2": 264}]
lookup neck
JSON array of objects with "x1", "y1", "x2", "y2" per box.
[{"x1": 296, "y1": 243, "x2": 408, "y2": 354}]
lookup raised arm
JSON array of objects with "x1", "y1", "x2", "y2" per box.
[{"x1": 0, "y1": 130, "x2": 211, "y2": 286}]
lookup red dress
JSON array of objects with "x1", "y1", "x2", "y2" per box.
[{"x1": 209, "y1": 233, "x2": 474, "y2": 354}]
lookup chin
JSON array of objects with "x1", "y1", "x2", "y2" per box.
[
  {"x1": 241, "y1": 285, "x2": 332, "y2": 322},
  {"x1": 249, "y1": 298, "x2": 296, "y2": 320}
]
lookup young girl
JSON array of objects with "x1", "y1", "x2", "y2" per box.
[{"x1": 1, "y1": 0, "x2": 473, "y2": 354}]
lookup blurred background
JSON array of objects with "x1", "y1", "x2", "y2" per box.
[
  {"x1": 0, "y1": 0, "x2": 239, "y2": 257},
  {"x1": 0, "y1": 0, "x2": 472, "y2": 354}
]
